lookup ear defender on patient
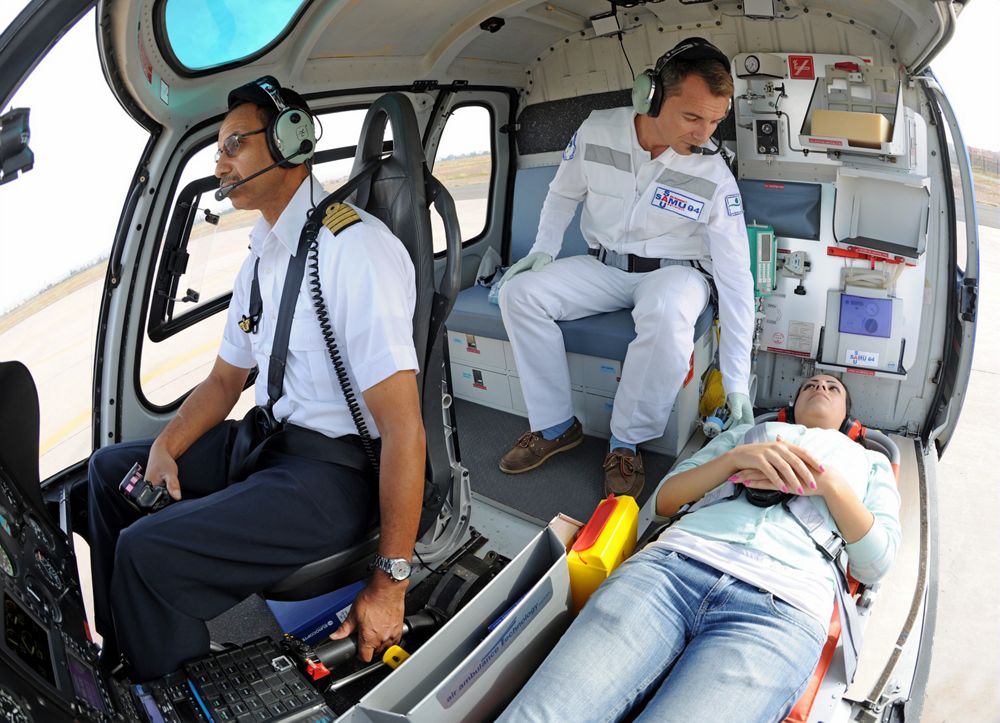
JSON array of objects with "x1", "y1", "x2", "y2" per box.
[{"x1": 778, "y1": 406, "x2": 865, "y2": 439}]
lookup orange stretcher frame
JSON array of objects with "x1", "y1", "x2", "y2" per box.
[{"x1": 784, "y1": 455, "x2": 900, "y2": 722}]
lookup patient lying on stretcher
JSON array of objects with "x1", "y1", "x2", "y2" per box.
[{"x1": 498, "y1": 374, "x2": 900, "y2": 723}]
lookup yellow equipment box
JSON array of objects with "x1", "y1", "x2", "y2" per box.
[
  {"x1": 811, "y1": 109, "x2": 891, "y2": 149},
  {"x1": 566, "y1": 494, "x2": 639, "y2": 612}
]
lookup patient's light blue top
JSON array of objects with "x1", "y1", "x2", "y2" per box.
[{"x1": 651, "y1": 422, "x2": 901, "y2": 589}]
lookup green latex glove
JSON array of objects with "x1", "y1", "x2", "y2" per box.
[
  {"x1": 723, "y1": 392, "x2": 755, "y2": 429},
  {"x1": 497, "y1": 252, "x2": 552, "y2": 288}
]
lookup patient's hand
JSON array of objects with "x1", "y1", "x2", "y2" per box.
[
  {"x1": 724, "y1": 435, "x2": 823, "y2": 494},
  {"x1": 732, "y1": 456, "x2": 849, "y2": 499}
]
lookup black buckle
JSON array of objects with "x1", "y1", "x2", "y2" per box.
[{"x1": 628, "y1": 255, "x2": 662, "y2": 273}]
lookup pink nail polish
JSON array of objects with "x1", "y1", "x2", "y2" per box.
[
  {"x1": 810, "y1": 481, "x2": 817, "y2": 489},
  {"x1": 727, "y1": 475, "x2": 740, "y2": 482},
  {"x1": 781, "y1": 485, "x2": 789, "y2": 493},
  {"x1": 819, "y1": 465, "x2": 826, "y2": 472}
]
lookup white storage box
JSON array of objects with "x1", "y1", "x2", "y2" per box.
[
  {"x1": 510, "y1": 376, "x2": 586, "y2": 428},
  {"x1": 353, "y1": 526, "x2": 573, "y2": 721},
  {"x1": 450, "y1": 363, "x2": 513, "y2": 412},
  {"x1": 448, "y1": 331, "x2": 507, "y2": 373}
]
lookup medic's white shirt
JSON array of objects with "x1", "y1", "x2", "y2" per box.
[
  {"x1": 219, "y1": 177, "x2": 418, "y2": 439},
  {"x1": 530, "y1": 107, "x2": 755, "y2": 397}
]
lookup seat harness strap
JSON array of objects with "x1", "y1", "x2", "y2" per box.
[{"x1": 676, "y1": 422, "x2": 864, "y2": 684}]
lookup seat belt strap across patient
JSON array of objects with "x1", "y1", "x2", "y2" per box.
[{"x1": 682, "y1": 422, "x2": 865, "y2": 684}]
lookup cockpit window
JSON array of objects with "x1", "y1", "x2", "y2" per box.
[{"x1": 158, "y1": 0, "x2": 310, "y2": 73}]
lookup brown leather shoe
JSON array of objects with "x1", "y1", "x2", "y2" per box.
[
  {"x1": 603, "y1": 448, "x2": 645, "y2": 497},
  {"x1": 499, "y1": 419, "x2": 583, "y2": 474}
]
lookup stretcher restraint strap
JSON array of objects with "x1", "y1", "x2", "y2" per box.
[
  {"x1": 678, "y1": 423, "x2": 864, "y2": 684},
  {"x1": 742, "y1": 423, "x2": 863, "y2": 684}
]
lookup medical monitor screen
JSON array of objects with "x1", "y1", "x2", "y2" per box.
[
  {"x1": 3, "y1": 594, "x2": 55, "y2": 685},
  {"x1": 839, "y1": 294, "x2": 892, "y2": 339}
]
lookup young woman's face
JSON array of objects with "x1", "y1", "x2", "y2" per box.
[{"x1": 793, "y1": 375, "x2": 848, "y2": 429}]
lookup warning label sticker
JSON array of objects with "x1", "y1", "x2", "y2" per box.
[
  {"x1": 788, "y1": 55, "x2": 815, "y2": 80},
  {"x1": 787, "y1": 321, "x2": 815, "y2": 354}
]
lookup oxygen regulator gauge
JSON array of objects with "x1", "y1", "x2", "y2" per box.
[{"x1": 744, "y1": 55, "x2": 761, "y2": 75}]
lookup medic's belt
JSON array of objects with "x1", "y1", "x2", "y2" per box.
[{"x1": 587, "y1": 246, "x2": 664, "y2": 273}]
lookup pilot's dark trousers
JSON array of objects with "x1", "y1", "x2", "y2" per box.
[{"x1": 87, "y1": 421, "x2": 376, "y2": 681}]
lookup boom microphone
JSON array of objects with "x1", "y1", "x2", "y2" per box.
[{"x1": 214, "y1": 140, "x2": 313, "y2": 201}]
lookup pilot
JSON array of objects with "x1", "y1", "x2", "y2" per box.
[
  {"x1": 87, "y1": 77, "x2": 425, "y2": 681},
  {"x1": 498, "y1": 38, "x2": 755, "y2": 497}
]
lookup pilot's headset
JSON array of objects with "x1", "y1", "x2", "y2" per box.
[
  {"x1": 632, "y1": 37, "x2": 732, "y2": 118},
  {"x1": 227, "y1": 75, "x2": 316, "y2": 167}
]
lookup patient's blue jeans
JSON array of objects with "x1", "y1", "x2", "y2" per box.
[{"x1": 498, "y1": 545, "x2": 827, "y2": 723}]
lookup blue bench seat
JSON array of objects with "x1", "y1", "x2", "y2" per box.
[{"x1": 447, "y1": 165, "x2": 715, "y2": 362}]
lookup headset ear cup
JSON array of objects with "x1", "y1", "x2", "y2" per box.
[
  {"x1": 841, "y1": 417, "x2": 865, "y2": 441},
  {"x1": 271, "y1": 109, "x2": 317, "y2": 167},
  {"x1": 632, "y1": 71, "x2": 655, "y2": 116},
  {"x1": 645, "y1": 74, "x2": 663, "y2": 118},
  {"x1": 777, "y1": 406, "x2": 794, "y2": 424}
]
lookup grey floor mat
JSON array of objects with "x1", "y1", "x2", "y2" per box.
[{"x1": 453, "y1": 399, "x2": 674, "y2": 524}]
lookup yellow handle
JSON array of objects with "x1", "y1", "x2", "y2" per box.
[{"x1": 382, "y1": 645, "x2": 410, "y2": 669}]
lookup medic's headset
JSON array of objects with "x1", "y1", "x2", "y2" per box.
[
  {"x1": 631, "y1": 37, "x2": 732, "y2": 117},
  {"x1": 216, "y1": 76, "x2": 317, "y2": 200}
]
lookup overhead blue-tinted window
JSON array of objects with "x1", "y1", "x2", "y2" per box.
[{"x1": 162, "y1": 0, "x2": 308, "y2": 71}]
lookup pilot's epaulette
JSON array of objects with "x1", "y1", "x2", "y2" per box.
[{"x1": 322, "y1": 203, "x2": 362, "y2": 236}]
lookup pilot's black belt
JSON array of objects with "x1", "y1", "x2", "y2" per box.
[{"x1": 588, "y1": 246, "x2": 691, "y2": 273}]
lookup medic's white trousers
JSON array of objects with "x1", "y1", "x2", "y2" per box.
[{"x1": 499, "y1": 255, "x2": 710, "y2": 444}]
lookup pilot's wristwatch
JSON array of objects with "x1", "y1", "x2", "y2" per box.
[{"x1": 372, "y1": 553, "x2": 412, "y2": 582}]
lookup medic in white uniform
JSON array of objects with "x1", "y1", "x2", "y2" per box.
[{"x1": 498, "y1": 38, "x2": 755, "y2": 497}]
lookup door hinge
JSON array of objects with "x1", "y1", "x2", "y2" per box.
[{"x1": 959, "y1": 277, "x2": 977, "y2": 321}]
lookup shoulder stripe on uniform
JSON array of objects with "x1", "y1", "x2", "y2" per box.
[{"x1": 322, "y1": 203, "x2": 362, "y2": 236}]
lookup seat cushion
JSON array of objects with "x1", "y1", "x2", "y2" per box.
[{"x1": 448, "y1": 285, "x2": 714, "y2": 361}]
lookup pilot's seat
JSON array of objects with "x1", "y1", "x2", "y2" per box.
[{"x1": 263, "y1": 93, "x2": 467, "y2": 602}]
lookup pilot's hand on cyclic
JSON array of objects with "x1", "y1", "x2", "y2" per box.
[
  {"x1": 722, "y1": 392, "x2": 755, "y2": 430},
  {"x1": 329, "y1": 576, "x2": 406, "y2": 663},
  {"x1": 724, "y1": 435, "x2": 823, "y2": 495},
  {"x1": 497, "y1": 252, "x2": 552, "y2": 289},
  {"x1": 146, "y1": 440, "x2": 182, "y2": 501}
]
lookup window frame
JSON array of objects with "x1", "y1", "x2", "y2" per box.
[
  {"x1": 152, "y1": 0, "x2": 314, "y2": 78},
  {"x1": 430, "y1": 101, "x2": 497, "y2": 257},
  {"x1": 146, "y1": 140, "x2": 387, "y2": 343}
]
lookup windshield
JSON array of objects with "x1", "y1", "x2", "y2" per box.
[{"x1": 160, "y1": 0, "x2": 309, "y2": 72}]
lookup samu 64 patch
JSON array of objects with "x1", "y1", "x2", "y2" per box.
[
  {"x1": 651, "y1": 186, "x2": 704, "y2": 221},
  {"x1": 725, "y1": 194, "x2": 743, "y2": 216}
]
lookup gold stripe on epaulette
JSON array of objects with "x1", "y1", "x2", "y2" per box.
[{"x1": 323, "y1": 203, "x2": 362, "y2": 236}]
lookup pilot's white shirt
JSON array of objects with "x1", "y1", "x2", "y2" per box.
[
  {"x1": 529, "y1": 107, "x2": 754, "y2": 397},
  {"x1": 219, "y1": 177, "x2": 418, "y2": 439}
]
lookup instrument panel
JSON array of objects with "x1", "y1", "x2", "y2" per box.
[{"x1": 0, "y1": 464, "x2": 109, "y2": 722}]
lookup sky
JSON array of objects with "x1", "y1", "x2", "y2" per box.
[{"x1": 0, "y1": 0, "x2": 998, "y2": 314}]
